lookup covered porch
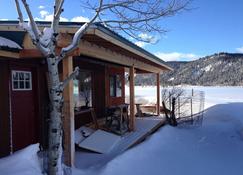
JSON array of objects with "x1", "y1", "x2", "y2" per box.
[
  {"x1": 64, "y1": 25, "x2": 171, "y2": 167},
  {"x1": 0, "y1": 21, "x2": 171, "y2": 166}
]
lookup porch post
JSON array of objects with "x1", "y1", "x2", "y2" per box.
[
  {"x1": 129, "y1": 66, "x2": 135, "y2": 131},
  {"x1": 62, "y1": 56, "x2": 75, "y2": 167},
  {"x1": 156, "y1": 72, "x2": 160, "y2": 116}
]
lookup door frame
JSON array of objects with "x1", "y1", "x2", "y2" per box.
[{"x1": 9, "y1": 62, "x2": 40, "y2": 152}]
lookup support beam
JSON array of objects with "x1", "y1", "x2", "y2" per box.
[
  {"x1": 19, "y1": 49, "x2": 43, "y2": 58},
  {"x1": 0, "y1": 50, "x2": 19, "y2": 58},
  {"x1": 77, "y1": 40, "x2": 162, "y2": 73},
  {"x1": 129, "y1": 66, "x2": 135, "y2": 131},
  {"x1": 62, "y1": 56, "x2": 75, "y2": 167},
  {"x1": 156, "y1": 73, "x2": 160, "y2": 116}
]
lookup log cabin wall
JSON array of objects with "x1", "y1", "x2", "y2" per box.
[{"x1": 0, "y1": 59, "x2": 10, "y2": 157}]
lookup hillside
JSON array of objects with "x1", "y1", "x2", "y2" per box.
[{"x1": 135, "y1": 53, "x2": 243, "y2": 86}]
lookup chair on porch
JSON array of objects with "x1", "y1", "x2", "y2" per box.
[{"x1": 105, "y1": 104, "x2": 129, "y2": 135}]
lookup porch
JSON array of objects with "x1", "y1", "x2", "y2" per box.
[
  {"x1": 75, "y1": 116, "x2": 166, "y2": 170},
  {"x1": 59, "y1": 25, "x2": 172, "y2": 167},
  {"x1": 0, "y1": 21, "x2": 172, "y2": 164}
]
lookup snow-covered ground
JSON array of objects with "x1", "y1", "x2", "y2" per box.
[{"x1": 1, "y1": 86, "x2": 243, "y2": 175}]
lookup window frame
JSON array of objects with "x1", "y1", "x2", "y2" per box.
[
  {"x1": 109, "y1": 74, "x2": 122, "y2": 98},
  {"x1": 12, "y1": 70, "x2": 32, "y2": 91},
  {"x1": 73, "y1": 70, "x2": 93, "y2": 108}
]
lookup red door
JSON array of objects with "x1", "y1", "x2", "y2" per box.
[{"x1": 10, "y1": 67, "x2": 38, "y2": 151}]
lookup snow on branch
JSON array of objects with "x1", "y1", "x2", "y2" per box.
[
  {"x1": 59, "y1": 0, "x2": 103, "y2": 60},
  {"x1": 15, "y1": 0, "x2": 49, "y2": 55}
]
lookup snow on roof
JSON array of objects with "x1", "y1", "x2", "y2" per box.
[{"x1": 0, "y1": 36, "x2": 22, "y2": 50}]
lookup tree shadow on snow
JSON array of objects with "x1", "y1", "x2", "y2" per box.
[
  {"x1": 203, "y1": 102, "x2": 243, "y2": 121},
  {"x1": 178, "y1": 102, "x2": 243, "y2": 128}
]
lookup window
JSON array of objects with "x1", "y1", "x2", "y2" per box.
[
  {"x1": 12, "y1": 71, "x2": 32, "y2": 91},
  {"x1": 110, "y1": 74, "x2": 122, "y2": 97},
  {"x1": 73, "y1": 71, "x2": 92, "y2": 109}
]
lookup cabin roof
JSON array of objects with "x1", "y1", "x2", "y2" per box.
[{"x1": 0, "y1": 21, "x2": 172, "y2": 72}]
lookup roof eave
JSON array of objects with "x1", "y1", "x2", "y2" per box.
[{"x1": 0, "y1": 21, "x2": 173, "y2": 71}]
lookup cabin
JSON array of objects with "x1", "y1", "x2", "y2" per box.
[{"x1": 0, "y1": 21, "x2": 172, "y2": 166}]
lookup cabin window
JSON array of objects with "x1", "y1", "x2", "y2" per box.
[
  {"x1": 73, "y1": 71, "x2": 92, "y2": 109},
  {"x1": 12, "y1": 71, "x2": 32, "y2": 91},
  {"x1": 110, "y1": 75, "x2": 122, "y2": 97}
]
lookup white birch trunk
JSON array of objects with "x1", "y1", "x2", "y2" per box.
[{"x1": 46, "y1": 56, "x2": 64, "y2": 175}]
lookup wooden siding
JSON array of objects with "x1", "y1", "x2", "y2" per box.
[
  {"x1": 36, "y1": 63, "x2": 49, "y2": 150},
  {"x1": 0, "y1": 60, "x2": 10, "y2": 157},
  {"x1": 0, "y1": 58, "x2": 48, "y2": 156}
]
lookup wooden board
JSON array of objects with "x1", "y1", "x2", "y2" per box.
[
  {"x1": 75, "y1": 116, "x2": 166, "y2": 169},
  {"x1": 78, "y1": 129, "x2": 121, "y2": 154},
  {"x1": 62, "y1": 56, "x2": 75, "y2": 166}
]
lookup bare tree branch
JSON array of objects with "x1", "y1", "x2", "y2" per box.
[
  {"x1": 15, "y1": 0, "x2": 49, "y2": 55},
  {"x1": 61, "y1": 67, "x2": 80, "y2": 89},
  {"x1": 59, "y1": 0, "x2": 103, "y2": 60},
  {"x1": 15, "y1": 0, "x2": 24, "y2": 23},
  {"x1": 20, "y1": 0, "x2": 41, "y2": 41},
  {"x1": 51, "y1": 0, "x2": 65, "y2": 34},
  {"x1": 85, "y1": 0, "x2": 191, "y2": 42}
]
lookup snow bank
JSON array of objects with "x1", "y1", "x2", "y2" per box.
[
  {"x1": 0, "y1": 36, "x2": 22, "y2": 49},
  {"x1": 98, "y1": 102, "x2": 243, "y2": 175},
  {"x1": 1, "y1": 86, "x2": 243, "y2": 175},
  {"x1": 94, "y1": 86, "x2": 243, "y2": 175},
  {"x1": 0, "y1": 143, "x2": 42, "y2": 175}
]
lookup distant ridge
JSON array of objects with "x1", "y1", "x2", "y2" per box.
[{"x1": 135, "y1": 52, "x2": 243, "y2": 86}]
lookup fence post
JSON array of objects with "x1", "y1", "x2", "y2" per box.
[
  {"x1": 191, "y1": 89, "x2": 193, "y2": 121},
  {"x1": 178, "y1": 96, "x2": 180, "y2": 118},
  {"x1": 169, "y1": 92, "x2": 171, "y2": 110},
  {"x1": 171, "y1": 97, "x2": 177, "y2": 126}
]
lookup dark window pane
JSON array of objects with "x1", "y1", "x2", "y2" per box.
[
  {"x1": 13, "y1": 81, "x2": 18, "y2": 89},
  {"x1": 19, "y1": 72, "x2": 24, "y2": 80},
  {"x1": 12, "y1": 72, "x2": 18, "y2": 81},
  {"x1": 116, "y1": 75, "x2": 122, "y2": 97},
  {"x1": 19, "y1": 81, "x2": 24, "y2": 89},
  {"x1": 74, "y1": 71, "x2": 92, "y2": 108},
  {"x1": 25, "y1": 73, "x2": 30, "y2": 80},
  {"x1": 110, "y1": 75, "x2": 116, "y2": 97},
  {"x1": 25, "y1": 81, "x2": 30, "y2": 89}
]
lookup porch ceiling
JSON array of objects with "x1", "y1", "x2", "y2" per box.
[
  {"x1": 85, "y1": 27, "x2": 172, "y2": 72},
  {"x1": 82, "y1": 34, "x2": 168, "y2": 73}
]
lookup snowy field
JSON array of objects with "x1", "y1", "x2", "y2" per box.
[{"x1": 1, "y1": 86, "x2": 243, "y2": 175}]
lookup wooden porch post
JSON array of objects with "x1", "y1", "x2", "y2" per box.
[
  {"x1": 156, "y1": 72, "x2": 160, "y2": 116},
  {"x1": 129, "y1": 66, "x2": 135, "y2": 131},
  {"x1": 62, "y1": 56, "x2": 75, "y2": 167}
]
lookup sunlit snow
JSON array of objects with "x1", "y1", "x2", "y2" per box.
[{"x1": 1, "y1": 86, "x2": 243, "y2": 175}]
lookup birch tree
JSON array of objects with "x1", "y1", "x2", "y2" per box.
[{"x1": 14, "y1": 0, "x2": 191, "y2": 175}]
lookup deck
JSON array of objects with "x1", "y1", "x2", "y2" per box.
[{"x1": 75, "y1": 116, "x2": 166, "y2": 169}]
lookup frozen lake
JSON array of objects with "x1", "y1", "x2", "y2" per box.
[{"x1": 126, "y1": 86, "x2": 243, "y2": 109}]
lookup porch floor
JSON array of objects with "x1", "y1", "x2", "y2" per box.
[{"x1": 75, "y1": 115, "x2": 166, "y2": 170}]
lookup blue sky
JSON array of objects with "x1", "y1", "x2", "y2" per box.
[{"x1": 0, "y1": 0, "x2": 243, "y2": 61}]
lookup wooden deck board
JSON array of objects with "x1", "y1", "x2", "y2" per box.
[{"x1": 75, "y1": 116, "x2": 166, "y2": 169}]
